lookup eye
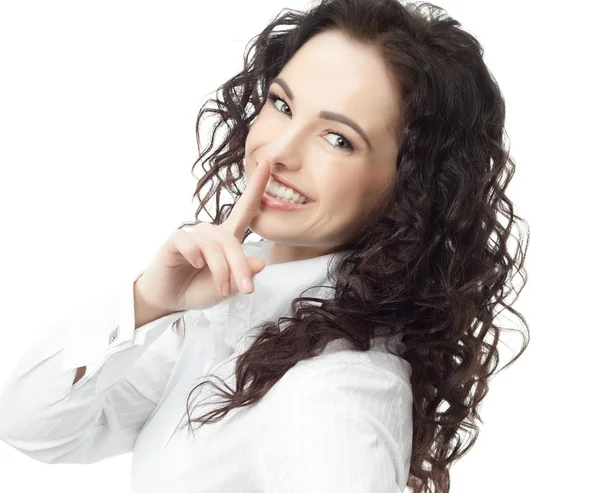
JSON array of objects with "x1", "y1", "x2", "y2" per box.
[
  {"x1": 267, "y1": 91, "x2": 291, "y2": 115},
  {"x1": 266, "y1": 91, "x2": 356, "y2": 154},
  {"x1": 322, "y1": 132, "x2": 355, "y2": 152}
]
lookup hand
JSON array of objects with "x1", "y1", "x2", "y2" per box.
[{"x1": 135, "y1": 160, "x2": 271, "y2": 313}]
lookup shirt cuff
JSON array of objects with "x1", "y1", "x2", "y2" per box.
[{"x1": 61, "y1": 266, "x2": 185, "y2": 373}]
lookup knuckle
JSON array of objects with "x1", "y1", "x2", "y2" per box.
[
  {"x1": 188, "y1": 222, "x2": 212, "y2": 241},
  {"x1": 187, "y1": 245, "x2": 200, "y2": 259},
  {"x1": 192, "y1": 221, "x2": 210, "y2": 232},
  {"x1": 213, "y1": 228, "x2": 238, "y2": 246},
  {"x1": 200, "y1": 237, "x2": 221, "y2": 255},
  {"x1": 171, "y1": 229, "x2": 187, "y2": 243}
]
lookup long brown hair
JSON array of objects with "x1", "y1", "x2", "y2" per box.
[{"x1": 171, "y1": 1, "x2": 530, "y2": 491}]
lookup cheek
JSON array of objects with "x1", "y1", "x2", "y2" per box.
[
  {"x1": 245, "y1": 110, "x2": 266, "y2": 141},
  {"x1": 245, "y1": 120, "x2": 257, "y2": 148},
  {"x1": 319, "y1": 169, "x2": 374, "y2": 211},
  {"x1": 249, "y1": 108, "x2": 274, "y2": 133}
]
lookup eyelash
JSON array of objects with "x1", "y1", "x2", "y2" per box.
[{"x1": 266, "y1": 91, "x2": 356, "y2": 153}]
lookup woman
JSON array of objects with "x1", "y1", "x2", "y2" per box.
[{"x1": 0, "y1": 0, "x2": 530, "y2": 492}]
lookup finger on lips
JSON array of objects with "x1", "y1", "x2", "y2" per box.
[{"x1": 225, "y1": 160, "x2": 270, "y2": 238}]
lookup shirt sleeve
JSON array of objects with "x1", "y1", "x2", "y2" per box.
[
  {"x1": 256, "y1": 360, "x2": 413, "y2": 493},
  {"x1": 0, "y1": 266, "x2": 187, "y2": 464}
]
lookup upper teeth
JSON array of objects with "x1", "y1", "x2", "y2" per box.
[{"x1": 267, "y1": 177, "x2": 310, "y2": 204}]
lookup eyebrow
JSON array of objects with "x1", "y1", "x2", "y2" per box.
[{"x1": 270, "y1": 77, "x2": 373, "y2": 151}]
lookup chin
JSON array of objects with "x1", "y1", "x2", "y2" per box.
[{"x1": 248, "y1": 218, "x2": 303, "y2": 245}]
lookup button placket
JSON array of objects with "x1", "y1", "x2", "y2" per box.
[
  {"x1": 226, "y1": 292, "x2": 254, "y2": 351},
  {"x1": 232, "y1": 290, "x2": 254, "y2": 313}
]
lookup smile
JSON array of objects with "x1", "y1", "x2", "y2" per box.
[
  {"x1": 260, "y1": 192, "x2": 315, "y2": 211},
  {"x1": 266, "y1": 176, "x2": 312, "y2": 205}
]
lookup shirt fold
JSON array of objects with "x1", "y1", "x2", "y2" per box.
[
  {"x1": 0, "y1": 264, "x2": 186, "y2": 463},
  {"x1": 0, "y1": 239, "x2": 413, "y2": 491}
]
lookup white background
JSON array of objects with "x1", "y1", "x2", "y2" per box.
[{"x1": 0, "y1": 0, "x2": 597, "y2": 491}]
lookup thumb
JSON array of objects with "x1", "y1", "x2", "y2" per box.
[{"x1": 247, "y1": 256, "x2": 266, "y2": 276}]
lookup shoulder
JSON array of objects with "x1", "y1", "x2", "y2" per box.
[
  {"x1": 288, "y1": 337, "x2": 413, "y2": 388},
  {"x1": 261, "y1": 356, "x2": 414, "y2": 433},
  {"x1": 262, "y1": 358, "x2": 412, "y2": 423},
  {"x1": 255, "y1": 358, "x2": 413, "y2": 490}
]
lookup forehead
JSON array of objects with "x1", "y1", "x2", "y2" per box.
[{"x1": 278, "y1": 30, "x2": 401, "y2": 142}]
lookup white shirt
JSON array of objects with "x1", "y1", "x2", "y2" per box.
[{"x1": 0, "y1": 239, "x2": 413, "y2": 492}]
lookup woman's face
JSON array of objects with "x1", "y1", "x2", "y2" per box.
[{"x1": 244, "y1": 29, "x2": 402, "y2": 265}]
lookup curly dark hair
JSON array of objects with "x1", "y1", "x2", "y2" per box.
[{"x1": 170, "y1": 0, "x2": 530, "y2": 491}]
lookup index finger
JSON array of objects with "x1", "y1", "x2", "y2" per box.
[{"x1": 223, "y1": 160, "x2": 270, "y2": 239}]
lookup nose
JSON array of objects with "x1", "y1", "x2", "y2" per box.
[{"x1": 259, "y1": 122, "x2": 311, "y2": 172}]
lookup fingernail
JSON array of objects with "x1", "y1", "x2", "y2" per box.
[
  {"x1": 222, "y1": 281, "x2": 231, "y2": 297},
  {"x1": 242, "y1": 277, "x2": 253, "y2": 293}
]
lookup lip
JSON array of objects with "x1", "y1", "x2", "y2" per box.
[
  {"x1": 260, "y1": 192, "x2": 314, "y2": 211},
  {"x1": 270, "y1": 173, "x2": 314, "y2": 202}
]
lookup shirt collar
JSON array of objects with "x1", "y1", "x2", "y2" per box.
[
  {"x1": 197, "y1": 239, "x2": 342, "y2": 356},
  {"x1": 194, "y1": 239, "x2": 403, "y2": 362}
]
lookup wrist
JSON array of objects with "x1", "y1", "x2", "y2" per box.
[{"x1": 134, "y1": 278, "x2": 172, "y2": 329}]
